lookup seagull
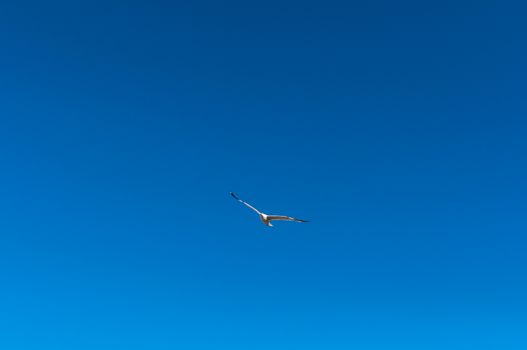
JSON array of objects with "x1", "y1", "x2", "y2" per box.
[{"x1": 230, "y1": 192, "x2": 308, "y2": 227}]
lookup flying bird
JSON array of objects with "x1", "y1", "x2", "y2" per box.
[{"x1": 230, "y1": 192, "x2": 308, "y2": 227}]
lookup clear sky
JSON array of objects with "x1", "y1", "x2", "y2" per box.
[{"x1": 1, "y1": 1, "x2": 526, "y2": 349}]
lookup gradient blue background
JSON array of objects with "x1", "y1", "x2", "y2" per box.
[{"x1": 1, "y1": 1, "x2": 526, "y2": 349}]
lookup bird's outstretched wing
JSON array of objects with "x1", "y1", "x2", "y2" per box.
[
  {"x1": 267, "y1": 215, "x2": 309, "y2": 223},
  {"x1": 230, "y1": 192, "x2": 262, "y2": 215}
]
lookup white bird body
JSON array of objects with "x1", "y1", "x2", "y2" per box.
[
  {"x1": 230, "y1": 192, "x2": 308, "y2": 227},
  {"x1": 259, "y1": 214, "x2": 273, "y2": 227}
]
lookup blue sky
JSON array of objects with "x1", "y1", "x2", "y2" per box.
[{"x1": 1, "y1": 1, "x2": 526, "y2": 349}]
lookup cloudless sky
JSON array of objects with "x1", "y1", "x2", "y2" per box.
[{"x1": 1, "y1": 1, "x2": 526, "y2": 349}]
